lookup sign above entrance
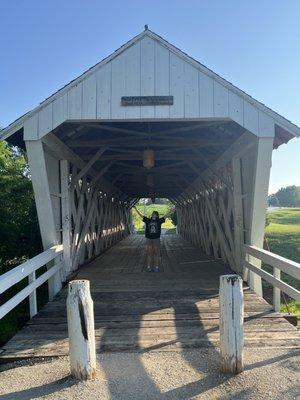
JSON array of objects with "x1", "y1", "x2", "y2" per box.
[{"x1": 121, "y1": 96, "x2": 173, "y2": 106}]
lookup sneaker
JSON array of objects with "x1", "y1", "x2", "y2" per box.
[
  {"x1": 154, "y1": 266, "x2": 160, "y2": 272},
  {"x1": 147, "y1": 266, "x2": 152, "y2": 272}
]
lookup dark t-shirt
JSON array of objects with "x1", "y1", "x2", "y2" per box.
[{"x1": 143, "y1": 216, "x2": 165, "y2": 239}]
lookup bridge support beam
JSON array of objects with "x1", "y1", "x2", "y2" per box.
[
  {"x1": 246, "y1": 137, "x2": 273, "y2": 296},
  {"x1": 25, "y1": 139, "x2": 62, "y2": 299}
]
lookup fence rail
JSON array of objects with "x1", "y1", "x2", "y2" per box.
[
  {"x1": 0, "y1": 245, "x2": 64, "y2": 320},
  {"x1": 244, "y1": 244, "x2": 300, "y2": 311}
]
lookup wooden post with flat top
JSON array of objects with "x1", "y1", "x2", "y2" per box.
[
  {"x1": 67, "y1": 280, "x2": 96, "y2": 380},
  {"x1": 219, "y1": 274, "x2": 244, "y2": 374}
]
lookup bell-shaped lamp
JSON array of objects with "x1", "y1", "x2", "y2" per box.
[{"x1": 143, "y1": 149, "x2": 155, "y2": 169}]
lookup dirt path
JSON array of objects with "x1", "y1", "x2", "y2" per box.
[{"x1": 0, "y1": 348, "x2": 299, "y2": 399}]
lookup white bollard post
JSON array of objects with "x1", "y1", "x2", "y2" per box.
[
  {"x1": 219, "y1": 274, "x2": 244, "y2": 374},
  {"x1": 67, "y1": 280, "x2": 96, "y2": 380}
]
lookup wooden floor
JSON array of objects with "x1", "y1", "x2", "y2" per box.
[{"x1": 1, "y1": 235, "x2": 299, "y2": 359}]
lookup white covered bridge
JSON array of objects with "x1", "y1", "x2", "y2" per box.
[{"x1": 0, "y1": 29, "x2": 299, "y2": 358}]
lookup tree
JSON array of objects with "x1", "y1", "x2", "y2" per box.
[
  {"x1": 274, "y1": 185, "x2": 300, "y2": 207},
  {"x1": 0, "y1": 141, "x2": 42, "y2": 271},
  {"x1": 268, "y1": 194, "x2": 280, "y2": 207}
]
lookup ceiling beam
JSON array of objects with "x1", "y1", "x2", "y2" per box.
[
  {"x1": 81, "y1": 154, "x2": 216, "y2": 161},
  {"x1": 42, "y1": 133, "x2": 129, "y2": 202},
  {"x1": 77, "y1": 120, "x2": 229, "y2": 138},
  {"x1": 74, "y1": 147, "x2": 107, "y2": 183},
  {"x1": 67, "y1": 138, "x2": 232, "y2": 148},
  {"x1": 81, "y1": 123, "x2": 150, "y2": 138}
]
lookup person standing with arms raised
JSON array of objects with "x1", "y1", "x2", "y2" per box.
[{"x1": 134, "y1": 206, "x2": 174, "y2": 272}]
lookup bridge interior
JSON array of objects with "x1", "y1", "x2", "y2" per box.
[
  {"x1": 38, "y1": 118, "x2": 263, "y2": 275},
  {"x1": 1, "y1": 235, "x2": 298, "y2": 360}
]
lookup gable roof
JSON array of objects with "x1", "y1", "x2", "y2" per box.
[{"x1": 1, "y1": 28, "x2": 300, "y2": 142}]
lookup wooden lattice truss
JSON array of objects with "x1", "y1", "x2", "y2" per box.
[
  {"x1": 63, "y1": 163, "x2": 133, "y2": 272},
  {"x1": 176, "y1": 158, "x2": 244, "y2": 274}
]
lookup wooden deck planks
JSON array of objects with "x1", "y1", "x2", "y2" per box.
[{"x1": 0, "y1": 234, "x2": 299, "y2": 359}]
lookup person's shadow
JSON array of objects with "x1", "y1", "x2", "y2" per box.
[{"x1": 97, "y1": 236, "x2": 231, "y2": 399}]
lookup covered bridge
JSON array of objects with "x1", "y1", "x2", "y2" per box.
[{"x1": 1, "y1": 28, "x2": 299, "y2": 358}]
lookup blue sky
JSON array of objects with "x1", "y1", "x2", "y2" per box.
[{"x1": 0, "y1": 0, "x2": 299, "y2": 194}]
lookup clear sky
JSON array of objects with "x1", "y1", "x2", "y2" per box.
[{"x1": 0, "y1": 0, "x2": 299, "y2": 194}]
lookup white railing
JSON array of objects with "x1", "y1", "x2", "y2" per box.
[
  {"x1": 244, "y1": 244, "x2": 300, "y2": 311},
  {"x1": 0, "y1": 245, "x2": 64, "y2": 320}
]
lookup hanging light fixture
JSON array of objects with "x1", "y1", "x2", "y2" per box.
[
  {"x1": 143, "y1": 122, "x2": 155, "y2": 169},
  {"x1": 149, "y1": 188, "x2": 155, "y2": 203},
  {"x1": 146, "y1": 174, "x2": 154, "y2": 187},
  {"x1": 143, "y1": 149, "x2": 155, "y2": 169},
  {"x1": 149, "y1": 189, "x2": 155, "y2": 204}
]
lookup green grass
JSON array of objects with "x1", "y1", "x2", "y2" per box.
[
  {"x1": 280, "y1": 299, "x2": 300, "y2": 316},
  {"x1": 265, "y1": 208, "x2": 300, "y2": 321},
  {"x1": 132, "y1": 204, "x2": 175, "y2": 233}
]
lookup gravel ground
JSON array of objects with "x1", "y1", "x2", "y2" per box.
[{"x1": 0, "y1": 348, "x2": 299, "y2": 399}]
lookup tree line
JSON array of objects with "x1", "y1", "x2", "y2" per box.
[{"x1": 268, "y1": 186, "x2": 300, "y2": 207}]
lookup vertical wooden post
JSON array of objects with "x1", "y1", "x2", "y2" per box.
[
  {"x1": 60, "y1": 160, "x2": 72, "y2": 275},
  {"x1": 176, "y1": 206, "x2": 180, "y2": 235},
  {"x1": 67, "y1": 280, "x2": 96, "y2": 380},
  {"x1": 247, "y1": 137, "x2": 273, "y2": 296},
  {"x1": 28, "y1": 271, "x2": 37, "y2": 317},
  {"x1": 273, "y1": 267, "x2": 281, "y2": 312},
  {"x1": 219, "y1": 274, "x2": 244, "y2": 374},
  {"x1": 232, "y1": 157, "x2": 244, "y2": 275}
]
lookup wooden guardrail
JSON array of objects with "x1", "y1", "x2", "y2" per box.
[
  {"x1": 244, "y1": 244, "x2": 300, "y2": 311},
  {"x1": 0, "y1": 245, "x2": 64, "y2": 320}
]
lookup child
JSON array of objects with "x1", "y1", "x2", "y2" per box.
[{"x1": 134, "y1": 206, "x2": 174, "y2": 272}]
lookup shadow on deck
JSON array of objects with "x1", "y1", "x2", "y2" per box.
[{"x1": 0, "y1": 235, "x2": 298, "y2": 360}]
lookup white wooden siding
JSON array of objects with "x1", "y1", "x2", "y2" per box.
[
  {"x1": 82, "y1": 75, "x2": 96, "y2": 119},
  {"x1": 154, "y1": 42, "x2": 170, "y2": 118},
  {"x1": 184, "y1": 63, "x2": 199, "y2": 118},
  {"x1": 111, "y1": 50, "x2": 126, "y2": 119},
  {"x1": 214, "y1": 81, "x2": 229, "y2": 118},
  {"x1": 141, "y1": 37, "x2": 155, "y2": 119},
  {"x1": 68, "y1": 83, "x2": 82, "y2": 120},
  {"x1": 96, "y1": 62, "x2": 111, "y2": 119},
  {"x1": 229, "y1": 91, "x2": 243, "y2": 125},
  {"x1": 170, "y1": 53, "x2": 185, "y2": 118},
  {"x1": 38, "y1": 103, "x2": 53, "y2": 136},
  {"x1": 23, "y1": 35, "x2": 276, "y2": 140},
  {"x1": 199, "y1": 72, "x2": 214, "y2": 118},
  {"x1": 124, "y1": 42, "x2": 141, "y2": 119},
  {"x1": 53, "y1": 93, "x2": 68, "y2": 128},
  {"x1": 24, "y1": 114, "x2": 39, "y2": 140},
  {"x1": 258, "y1": 111, "x2": 275, "y2": 137}
]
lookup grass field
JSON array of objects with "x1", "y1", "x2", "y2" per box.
[
  {"x1": 265, "y1": 208, "x2": 300, "y2": 319},
  {"x1": 265, "y1": 208, "x2": 300, "y2": 264}
]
